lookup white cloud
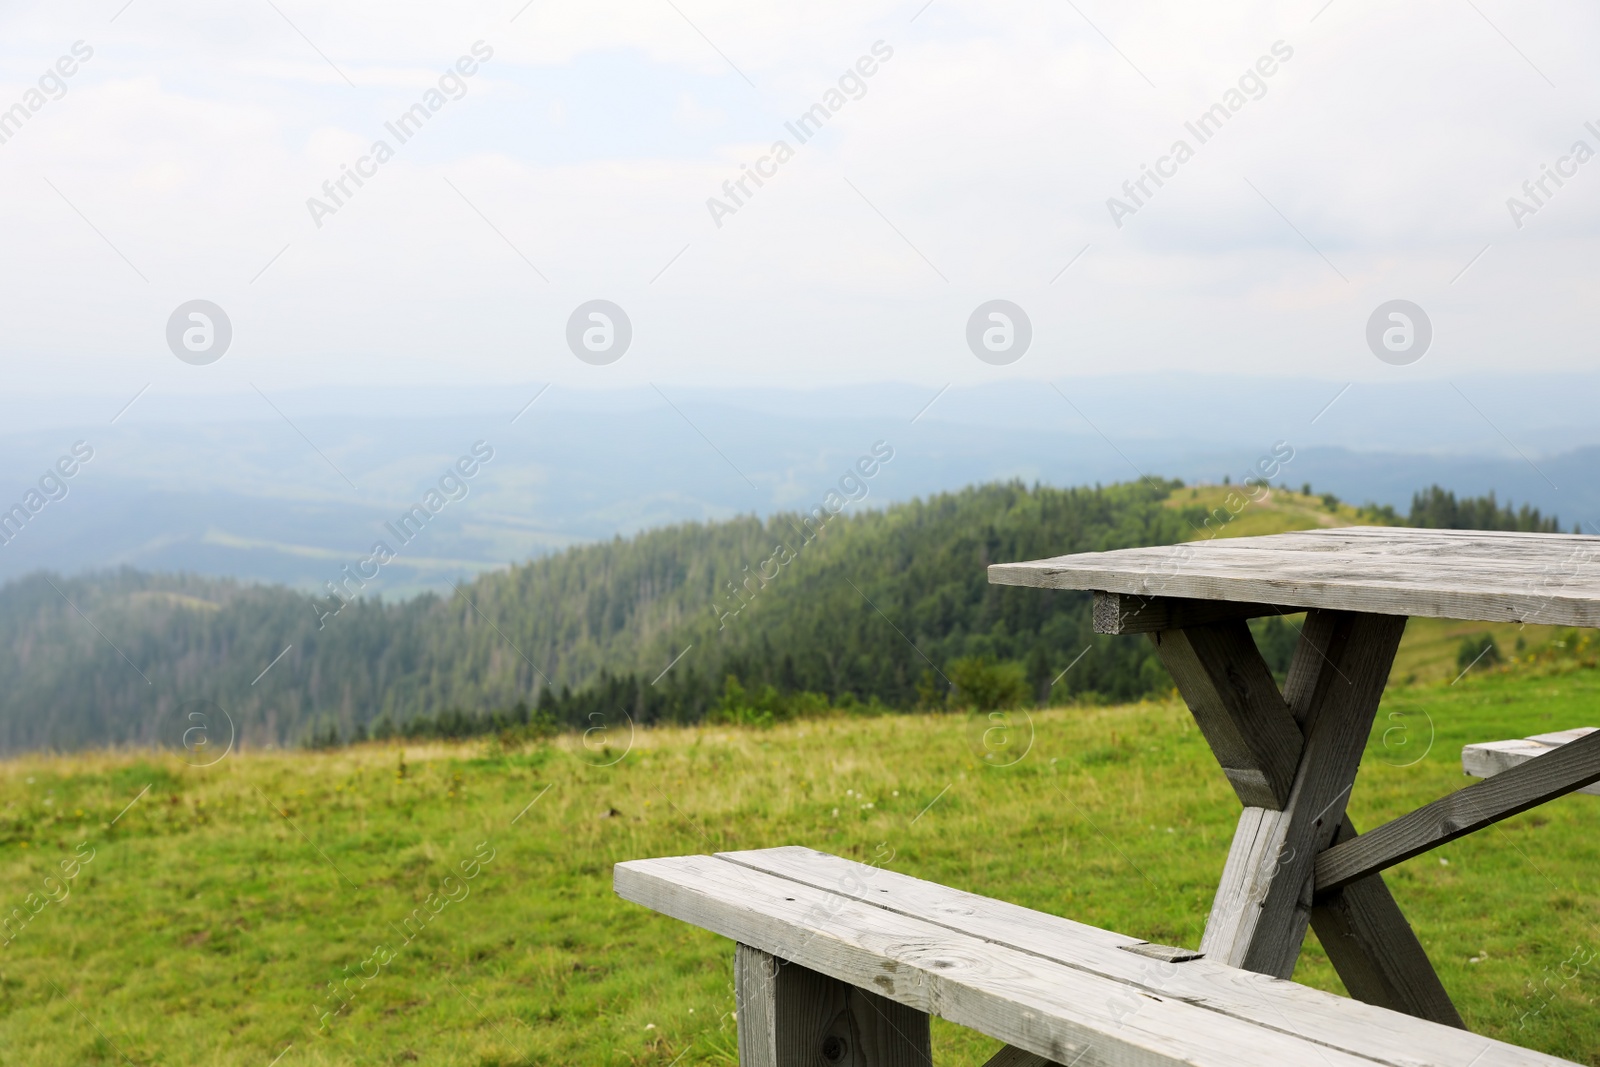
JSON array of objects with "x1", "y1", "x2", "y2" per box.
[{"x1": 0, "y1": 0, "x2": 1596, "y2": 400}]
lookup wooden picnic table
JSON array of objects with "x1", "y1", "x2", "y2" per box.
[
  {"x1": 988, "y1": 526, "x2": 1600, "y2": 1029},
  {"x1": 616, "y1": 527, "x2": 1597, "y2": 1066}
]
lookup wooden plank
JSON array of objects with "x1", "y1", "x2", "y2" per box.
[
  {"x1": 1279, "y1": 604, "x2": 1340, "y2": 731},
  {"x1": 1198, "y1": 611, "x2": 1407, "y2": 978},
  {"x1": 1315, "y1": 725, "x2": 1600, "y2": 894},
  {"x1": 720, "y1": 847, "x2": 1548, "y2": 1067},
  {"x1": 736, "y1": 943, "x2": 931, "y2": 1066},
  {"x1": 736, "y1": 943, "x2": 785, "y2": 1066},
  {"x1": 1147, "y1": 620, "x2": 1302, "y2": 808},
  {"x1": 1091, "y1": 592, "x2": 1289, "y2": 635},
  {"x1": 988, "y1": 527, "x2": 1600, "y2": 628},
  {"x1": 615, "y1": 853, "x2": 1404, "y2": 1067},
  {"x1": 1464, "y1": 728, "x2": 1600, "y2": 796},
  {"x1": 1309, "y1": 818, "x2": 1466, "y2": 1028}
]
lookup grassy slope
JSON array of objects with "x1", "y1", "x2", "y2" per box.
[{"x1": 2, "y1": 663, "x2": 1598, "y2": 1065}]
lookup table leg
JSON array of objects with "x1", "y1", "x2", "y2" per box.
[
  {"x1": 1153, "y1": 609, "x2": 1463, "y2": 1026},
  {"x1": 735, "y1": 943, "x2": 932, "y2": 1067},
  {"x1": 1310, "y1": 819, "x2": 1465, "y2": 1027}
]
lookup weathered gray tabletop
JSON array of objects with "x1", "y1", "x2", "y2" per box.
[
  {"x1": 989, "y1": 526, "x2": 1600, "y2": 628},
  {"x1": 988, "y1": 526, "x2": 1600, "y2": 1033}
]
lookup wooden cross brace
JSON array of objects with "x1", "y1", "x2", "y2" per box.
[
  {"x1": 1135, "y1": 601, "x2": 1468, "y2": 1028},
  {"x1": 1094, "y1": 587, "x2": 1600, "y2": 1034}
]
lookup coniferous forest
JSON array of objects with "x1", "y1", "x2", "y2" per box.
[{"x1": 0, "y1": 480, "x2": 1566, "y2": 751}]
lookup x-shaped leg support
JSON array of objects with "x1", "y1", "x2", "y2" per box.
[{"x1": 1146, "y1": 607, "x2": 1465, "y2": 1028}]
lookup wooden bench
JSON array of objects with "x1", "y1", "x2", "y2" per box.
[
  {"x1": 1465, "y1": 728, "x2": 1600, "y2": 795},
  {"x1": 615, "y1": 845, "x2": 1577, "y2": 1066}
]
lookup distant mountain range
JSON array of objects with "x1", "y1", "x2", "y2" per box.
[{"x1": 0, "y1": 375, "x2": 1594, "y2": 597}]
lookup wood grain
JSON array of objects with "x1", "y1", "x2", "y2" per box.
[
  {"x1": 1148, "y1": 620, "x2": 1302, "y2": 808},
  {"x1": 1316, "y1": 726, "x2": 1600, "y2": 894},
  {"x1": 1198, "y1": 611, "x2": 1407, "y2": 978},
  {"x1": 1130, "y1": 607, "x2": 1458, "y2": 1024},
  {"x1": 712, "y1": 847, "x2": 1547, "y2": 1067},
  {"x1": 736, "y1": 943, "x2": 932, "y2": 1067},
  {"x1": 1091, "y1": 592, "x2": 1288, "y2": 635},
  {"x1": 1309, "y1": 819, "x2": 1465, "y2": 1028},
  {"x1": 618, "y1": 854, "x2": 1416, "y2": 1067},
  {"x1": 989, "y1": 527, "x2": 1600, "y2": 627}
]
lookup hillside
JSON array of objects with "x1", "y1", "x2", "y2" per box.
[
  {"x1": 0, "y1": 479, "x2": 1569, "y2": 752},
  {"x1": 0, "y1": 665, "x2": 1596, "y2": 1065}
]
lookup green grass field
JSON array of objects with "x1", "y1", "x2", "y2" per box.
[{"x1": 2, "y1": 648, "x2": 1598, "y2": 1065}]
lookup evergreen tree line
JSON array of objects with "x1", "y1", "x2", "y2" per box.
[
  {"x1": 1406, "y1": 485, "x2": 1569, "y2": 533},
  {"x1": 0, "y1": 478, "x2": 1572, "y2": 753}
]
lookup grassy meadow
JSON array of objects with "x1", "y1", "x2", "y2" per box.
[{"x1": 2, "y1": 648, "x2": 1599, "y2": 1065}]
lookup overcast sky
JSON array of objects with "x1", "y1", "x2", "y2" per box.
[{"x1": 3, "y1": 0, "x2": 1598, "y2": 410}]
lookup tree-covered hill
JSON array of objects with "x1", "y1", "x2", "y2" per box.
[{"x1": 0, "y1": 478, "x2": 1570, "y2": 752}]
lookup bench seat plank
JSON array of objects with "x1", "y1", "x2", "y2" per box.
[
  {"x1": 616, "y1": 848, "x2": 1576, "y2": 1067},
  {"x1": 723, "y1": 847, "x2": 1553, "y2": 1067},
  {"x1": 1464, "y1": 729, "x2": 1600, "y2": 796}
]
